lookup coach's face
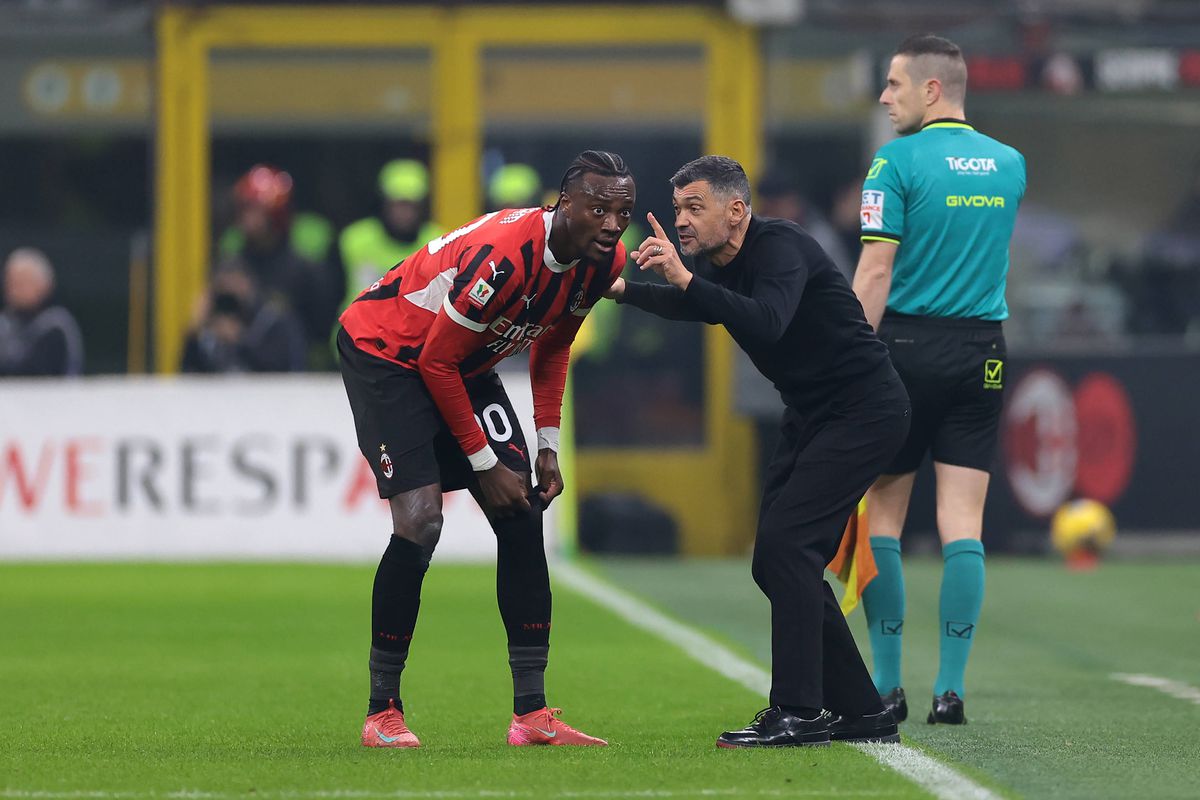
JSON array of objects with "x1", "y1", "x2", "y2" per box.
[
  {"x1": 672, "y1": 180, "x2": 742, "y2": 258},
  {"x1": 881, "y1": 55, "x2": 925, "y2": 135},
  {"x1": 561, "y1": 174, "x2": 635, "y2": 261}
]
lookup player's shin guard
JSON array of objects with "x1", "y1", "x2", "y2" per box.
[
  {"x1": 862, "y1": 536, "x2": 905, "y2": 694},
  {"x1": 493, "y1": 507, "x2": 552, "y2": 715},
  {"x1": 368, "y1": 535, "x2": 431, "y2": 715},
  {"x1": 935, "y1": 539, "x2": 985, "y2": 697}
]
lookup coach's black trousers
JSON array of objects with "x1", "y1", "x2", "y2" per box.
[{"x1": 751, "y1": 377, "x2": 910, "y2": 714}]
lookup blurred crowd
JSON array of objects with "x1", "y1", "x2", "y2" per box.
[
  {"x1": 0, "y1": 247, "x2": 83, "y2": 377},
  {"x1": 181, "y1": 158, "x2": 583, "y2": 375},
  {"x1": 184, "y1": 159, "x2": 442, "y2": 374},
  {"x1": 7, "y1": 152, "x2": 1200, "y2": 380}
]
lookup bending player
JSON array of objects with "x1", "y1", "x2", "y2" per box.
[{"x1": 338, "y1": 151, "x2": 633, "y2": 748}]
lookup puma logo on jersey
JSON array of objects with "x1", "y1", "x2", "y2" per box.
[
  {"x1": 489, "y1": 261, "x2": 504, "y2": 280},
  {"x1": 521, "y1": 293, "x2": 537, "y2": 309}
]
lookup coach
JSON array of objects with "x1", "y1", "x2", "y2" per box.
[{"x1": 608, "y1": 155, "x2": 909, "y2": 748}]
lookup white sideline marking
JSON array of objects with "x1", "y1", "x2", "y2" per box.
[
  {"x1": 1110, "y1": 672, "x2": 1200, "y2": 705},
  {"x1": 0, "y1": 791, "x2": 895, "y2": 799},
  {"x1": 554, "y1": 562, "x2": 1002, "y2": 800}
]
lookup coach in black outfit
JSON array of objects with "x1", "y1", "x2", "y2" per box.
[{"x1": 607, "y1": 156, "x2": 910, "y2": 747}]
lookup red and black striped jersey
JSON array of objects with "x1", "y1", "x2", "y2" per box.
[{"x1": 340, "y1": 207, "x2": 625, "y2": 462}]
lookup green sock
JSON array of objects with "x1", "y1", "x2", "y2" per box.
[
  {"x1": 862, "y1": 536, "x2": 904, "y2": 694},
  {"x1": 935, "y1": 539, "x2": 985, "y2": 697}
]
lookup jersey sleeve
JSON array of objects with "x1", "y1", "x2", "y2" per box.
[
  {"x1": 441, "y1": 243, "x2": 524, "y2": 332},
  {"x1": 526, "y1": 244, "x2": 626, "y2": 450},
  {"x1": 416, "y1": 310, "x2": 497, "y2": 468},
  {"x1": 416, "y1": 242, "x2": 526, "y2": 470},
  {"x1": 1015, "y1": 149, "x2": 1028, "y2": 201},
  {"x1": 527, "y1": 313, "x2": 585, "y2": 445},
  {"x1": 860, "y1": 147, "x2": 906, "y2": 245}
]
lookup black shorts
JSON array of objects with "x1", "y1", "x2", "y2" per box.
[
  {"x1": 337, "y1": 328, "x2": 532, "y2": 498},
  {"x1": 878, "y1": 312, "x2": 1006, "y2": 474}
]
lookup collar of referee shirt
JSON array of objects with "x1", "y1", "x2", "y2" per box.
[{"x1": 921, "y1": 117, "x2": 974, "y2": 131}]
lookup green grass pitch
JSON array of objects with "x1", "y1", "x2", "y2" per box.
[
  {"x1": 2, "y1": 557, "x2": 1198, "y2": 798},
  {"x1": 595, "y1": 556, "x2": 1200, "y2": 799}
]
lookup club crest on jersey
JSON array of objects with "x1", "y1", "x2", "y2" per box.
[
  {"x1": 379, "y1": 444, "x2": 394, "y2": 479},
  {"x1": 569, "y1": 288, "x2": 586, "y2": 313},
  {"x1": 467, "y1": 277, "x2": 496, "y2": 309}
]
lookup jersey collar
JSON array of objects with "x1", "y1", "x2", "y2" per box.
[
  {"x1": 921, "y1": 118, "x2": 974, "y2": 131},
  {"x1": 542, "y1": 209, "x2": 580, "y2": 273}
]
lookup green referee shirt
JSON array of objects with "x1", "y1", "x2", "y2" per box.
[{"x1": 860, "y1": 119, "x2": 1026, "y2": 321}]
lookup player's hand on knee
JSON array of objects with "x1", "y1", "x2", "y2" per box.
[
  {"x1": 478, "y1": 462, "x2": 532, "y2": 518},
  {"x1": 534, "y1": 449, "x2": 565, "y2": 508}
]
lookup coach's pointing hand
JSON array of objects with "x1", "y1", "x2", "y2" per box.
[{"x1": 633, "y1": 212, "x2": 692, "y2": 290}]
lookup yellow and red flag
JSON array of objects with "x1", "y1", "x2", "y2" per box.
[{"x1": 827, "y1": 497, "x2": 876, "y2": 616}]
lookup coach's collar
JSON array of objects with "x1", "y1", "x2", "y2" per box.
[{"x1": 542, "y1": 210, "x2": 579, "y2": 273}]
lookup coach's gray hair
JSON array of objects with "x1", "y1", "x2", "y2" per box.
[
  {"x1": 670, "y1": 156, "x2": 751, "y2": 205},
  {"x1": 896, "y1": 34, "x2": 967, "y2": 106}
]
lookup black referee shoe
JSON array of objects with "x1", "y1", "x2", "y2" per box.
[
  {"x1": 716, "y1": 707, "x2": 831, "y2": 748},
  {"x1": 927, "y1": 691, "x2": 967, "y2": 725},
  {"x1": 881, "y1": 687, "x2": 908, "y2": 723},
  {"x1": 828, "y1": 708, "x2": 900, "y2": 743}
]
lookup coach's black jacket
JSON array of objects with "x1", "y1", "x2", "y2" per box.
[{"x1": 618, "y1": 215, "x2": 895, "y2": 416}]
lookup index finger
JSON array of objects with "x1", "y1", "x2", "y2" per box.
[{"x1": 646, "y1": 211, "x2": 669, "y2": 239}]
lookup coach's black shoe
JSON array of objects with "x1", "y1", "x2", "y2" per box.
[
  {"x1": 926, "y1": 691, "x2": 967, "y2": 725},
  {"x1": 828, "y1": 708, "x2": 900, "y2": 743},
  {"x1": 881, "y1": 687, "x2": 908, "y2": 723},
  {"x1": 716, "y1": 707, "x2": 831, "y2": 748}
]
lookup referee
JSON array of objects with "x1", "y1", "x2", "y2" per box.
[
  {"x1": 852, "y1": 34, "x2": 1026, "y2": 726},
  {"x1": 609, "y1": 155, "x2": 910, "y2": 747}
]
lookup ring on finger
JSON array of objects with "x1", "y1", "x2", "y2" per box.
[{"x1": 654, "y1": 245, "x2": 664, "y2": 255}]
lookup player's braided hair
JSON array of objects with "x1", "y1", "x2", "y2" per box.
[{"x1": 556, "y1": 150, "x2": 632, "y2": 203}]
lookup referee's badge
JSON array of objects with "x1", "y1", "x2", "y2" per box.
[
  {"x1": 861, "y1": 190, "x2": 885, "y2": 230},
  {"x1": 379, "y1": 443, "x2": 394, "y2": 479}
]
